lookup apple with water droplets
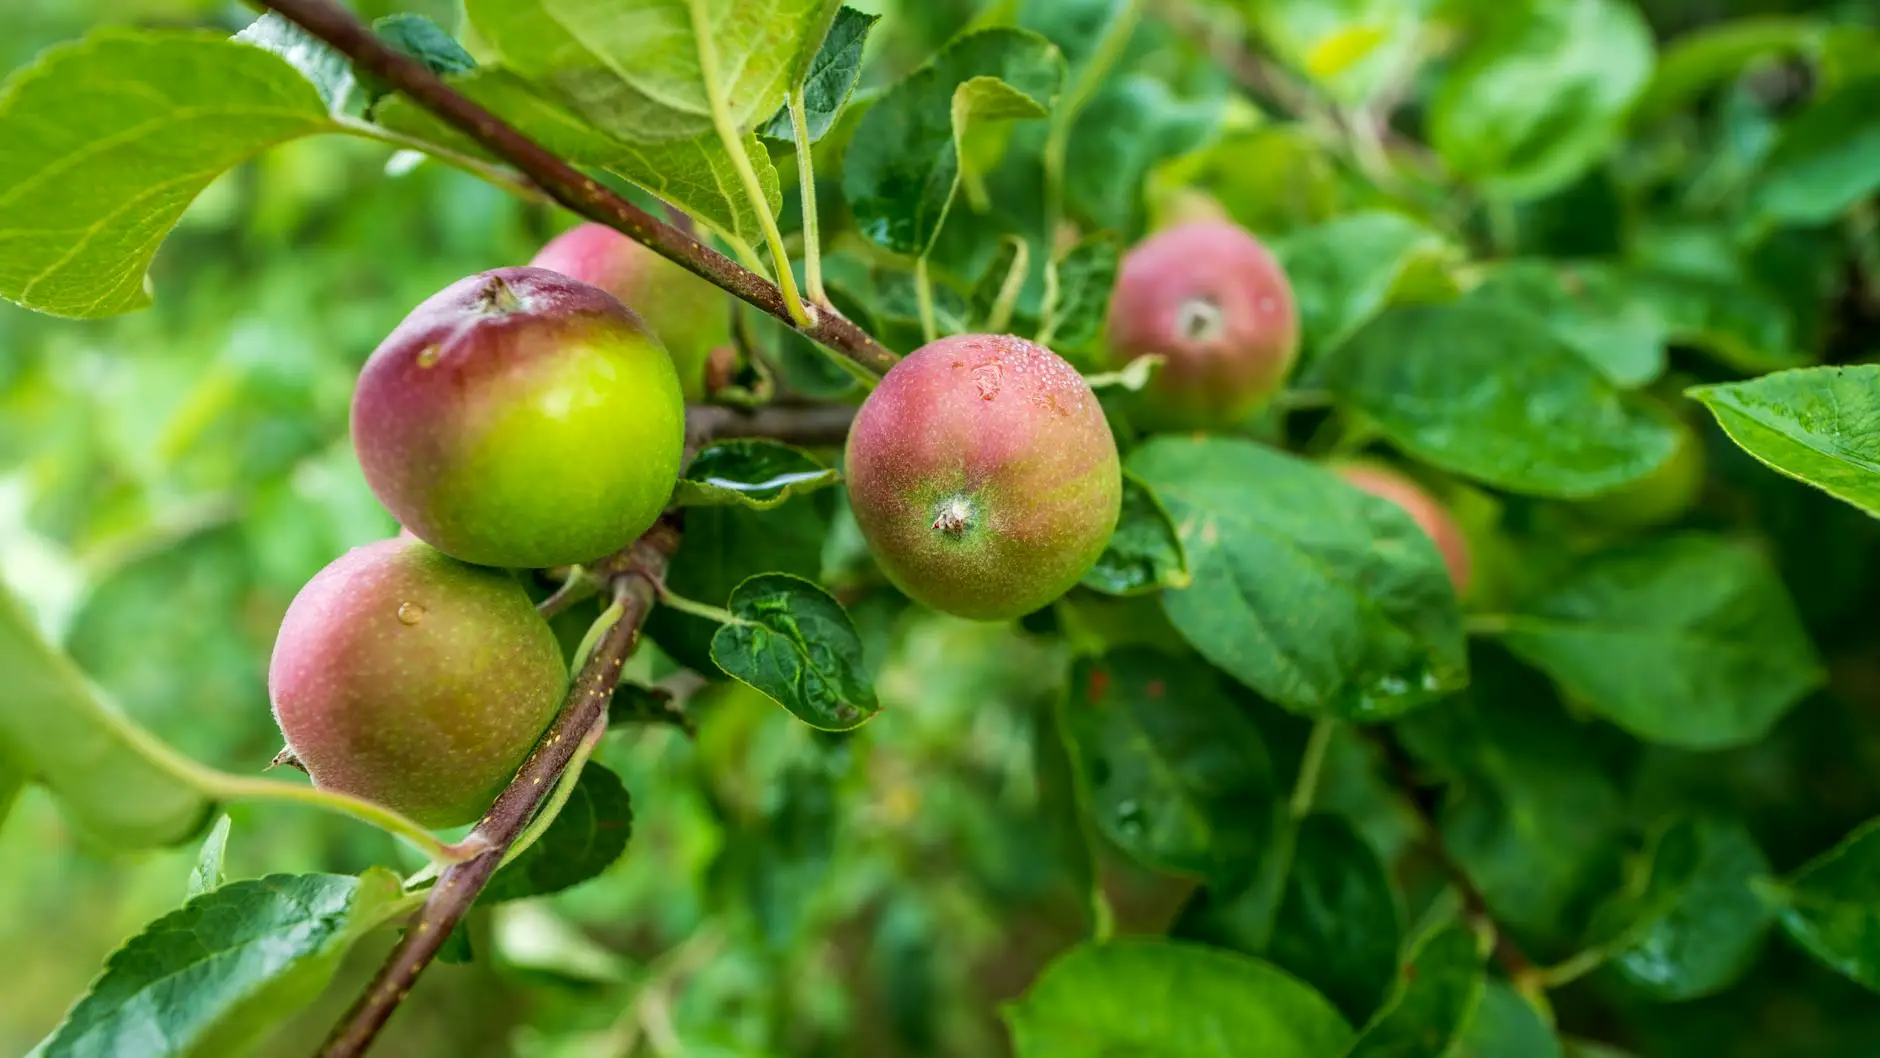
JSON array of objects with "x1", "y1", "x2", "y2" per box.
[{"x1": 845, "y1": 334, "x2": 1122, "y2": 620}]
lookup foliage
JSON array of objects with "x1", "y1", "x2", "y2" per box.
[{"x1": 2, "y1": 0, "x2": 1880, "y2": 1056}]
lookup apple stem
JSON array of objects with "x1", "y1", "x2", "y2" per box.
[{"x1": 254, "y1": 0, "x2": 895, "y2": 377}]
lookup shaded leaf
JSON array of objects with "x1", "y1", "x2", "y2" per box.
[
  {"x1": 358, "y1": 14, "x2": 476, "y2": 105},
  {"x1": 1079, "y1": 470, "x2": 1189, "y2": 596},
  {"x1": 0, "y1": 31, "x2": 333, "y2": 317},
  {"x1": 188, "y1": 815, "x2": 233, "y2": 900},
  {"x1": 1634, "y1": 17, "x2": 1828, "y2": 123},
  {"x1": 1457, "y1": 983, "x2": 1560, "y2": 1058},
  {"x1": 676, "y1": 439, "x2": 841, "y2": 510},
  {"x1": 0, "y1": 583, "x2": 213, "y2": 848},
  {"x1": 1587, "y1": 817, "x2": 1772, "y2": 1001},
  {"x1": 1044, "y1": 232, "x2": 1120, "y2": 354},
  {"x1": 1129, "y1": 436, "x2": 1467, "y2": 720},
  {"x1": 1755, "y1": 76, "x2": 1880, "y2": 225},
  {"x1": 1278, "y1": 211, "x2": 1454, "y2": 368},
  {"x1": 646, "y1": 500, "x2": 827, "y2": 675},
  {"x1": 1266, "y1": 815, "x2": 1402, "y2": 1026},
  {"x1": 486, "y1": 763, "x2": 633, "y2": 903},
  {"x1": 844, "y1": 28, "x2": 1063, "y2": 256},
  {"x1": 711, "y1": 573, "x2": 878, "y2": 731},
  {"x1": 1347, "y1": 922, "x2": 1486, "y2": 1058},
  {"x1": 1064, "y1": 649, "x2": 1278, "y2": 888},
  {"x1": 1430, "y1": 0, "x2": 1654, "y2": 198},
  {"x1": 1691, "y1": 366, "x2": 1880, "y2": 518},
  {"x1": 759, "y1": 7, "x2": 880, "y2": 142},
  {"x1": 1326, "y1": 302, "x2": 1681, "y2": 498},
  {"x1": 1005, "y1": 939, "x2": 1355, "y2": 1057},
  {"x1": 1494, "y1": 535, "x2": 1823, "y2": 750},
  {"x1": 1772, "y1": 816, "x2": 1880, "y2": 992},
  {"x1": 1631, "y1": 268, "x2": 1803, "y2": 372},
  {"x1": 35, "y1": 871, "x2": 405, "y2": 1058},
  {"x1": 1468, "y1": 260, "x2": 1667, "y2": 389}
]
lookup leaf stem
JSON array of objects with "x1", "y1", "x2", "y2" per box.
[
  {"x1": 1465, "y1": 614, "x2": 1514, "y2": 636},
  {"x1": 690, "y1": 0, "x2": 814, "y2": 328},
  {"x1": 202, "y1": 773, "x2": 464, "y2": 866},
  {"x1": 655, "y1": 586, "x2": 745, "y2": 627},
  {"x1": 787, "y1": 89, "x2": 827, "y2": 304},
  {"x1": 914, "y1": 254, "x2": 940, "y2": 344},
  {"x1": 254, "y1": 0, "x2": 893, "y2": 376},
  {"x1": 331, "y1": 115, "x2": 546, "y2": 204},
  {"x1": 983, "y1": 236, "x2": 1030, "y2": 333},
  {"x1": 1289, "y1": 718, "x2": 1336, "y2": 819},
  {"x1": 1037, "y1": 0, "x2": 1141, "y2": 334},
  {"x1": 1530, "y1": 945, "x2": 1610, "y2": 992}
]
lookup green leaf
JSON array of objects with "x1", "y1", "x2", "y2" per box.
[
  {"x1": 1065, "y1": 73, "x2": 1222, "y2": 234},
  {"x1": 187, "y1": 815, "x2": 233, "y2": 900},
  {"x1": 374, "y1": 71, "x2": 779, "y2": 247},
  {"x1": 1627, "y1": 268, "x2": 1802, "y2": 373},
  {"x1": 1064, "y1": 649, "x2": 1278, "y2": 889},
  {"x1": 1774, "y1": 817, "x2": 1880, "y2": 992},
  {"x1": 1587, "y1": 817, "x2": 1773, "y2": 1001},
  {"x1": 1044, "y1": 232, "x2": 1119, "y2": 354},
  {"x1": 1129, "y1": 436, "x2": 1467, "y2": 720},
  {"x1": 0, "y1": 30, "x2": 334, "y2": 317},
  {"x1": 35, "y1": 871, "x2": 406, "y2": 1058},
  {"x1": 844, "y1": 28, "x2": 1063, "y2": 257},
  {"x1": 485, "y1": 763, "x2": 633, "y2": 903},
  {"x1": 1494, "y1": 535, "x2": 1824, "y2": 750},
  {"x1": 646, "y1": 500, "x2": 827, "y2": 674},
  {"x1": 711, "y1": 573, "x2": 879, "y2": 731},
  {"x1": 1755, "y1": 76, "x2": 1880, "y2": 225},
  {"x1": 1346, "y1": 922, "x2": 1485, "y2": 1058},
  {"x1": 1634, "y1": 17, "x2": 1827, "y2": 123},
  {"x1": 1326, "y1": 302, "x2": 1681, "y2": 498},
  {"x1": 1396, "y1": 654, "x2": 1627, "y2": 943},
  {"x1": 675, "y1": 439, "x2": 842, "y2": 510},
  {"x1": 355, "y1": 14, "x2": 477, "y2": 107},
  {"x1": 1266, "y1": 815, "x2": 1402, "y2": 1026},
  {"x1": 1429, "y1": 0, "x2": 1655, "y2": 199},
  {"x1": 1079, "y1": 470, "x2": 1190, "y2": 596},
  {"x1": 464, "y1": 0, "x2": 838, "y2": 143},
  {"x1": 0, "y1": 584, "x2": 213, "y2": 847},
  {"x1": 1468, "y1": 261, "x2": 1667, "y2": 389},
  {"x1": 1456, "y1": 983, "x2": 1561, "y2": 1058},
  {"x1": 1004, "y1": 939, "x2": 1355, "y2": 1057},
  {"x1": 1691, "y1": 366, "x2": 1880, "y2": 518},
  {"x1": 758, "y1": 7, "x2": 880, "y2": 142},
  {"x1": 1247, "y1": 0, "x2": 1428, "y2": 105},
  {"x1": 374, "y1": 14, "x2": 476, "y2": 78},
  {"x1": 233, "y1": 13, "x2": 353, "y2": 111},
  {"x1": 1277, "y1": 211, "x2": 1454, "y2": 369}
]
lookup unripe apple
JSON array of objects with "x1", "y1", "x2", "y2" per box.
[
  {"x1": 268, "y1": 537, "x2": 567, "y2": 828},
  {"x1": 530, "y1": 223, "x2": 731, "y2": 400},
  {"x1": 1334, "y1": 462, "x2": 1472, "y2": 596},
  {"x1": 353, "y1": 267, "x2": 684, "y2": 569},
  {"x1": 1106, "y1": 220, "x2": 1300, "y2": 430},
  {"x1": 1577, "y1": 420, "x2": 1705, "y2": 529},
  {"x1": 845, "y1": 334, "x2": 1122, "y2": 621}
]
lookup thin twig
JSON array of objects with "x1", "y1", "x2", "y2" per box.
[
  {"x1": 1366, "y1": 726, "x2": 1537, "y2": 982},
  {"x1": 319, "y1": 517, "x2": 682, "y2": 1058},
  {"x1": 255, "y1": 0, "x2": 897, "y2": 377},
  {"x1": 685, "y1": 402, "x2": 859, "y2": 449}
]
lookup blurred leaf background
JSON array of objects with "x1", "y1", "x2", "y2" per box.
[{"x1": 4, "y1": 0, "x2": 1880, "y2": 1056}]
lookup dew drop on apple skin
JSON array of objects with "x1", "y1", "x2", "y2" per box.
[{"x1": 396, "y1": 601, "x2": 426, "y2": 626}]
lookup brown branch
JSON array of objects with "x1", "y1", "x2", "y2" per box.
[
  {"x1": 319, "y1": 516, "x2": 682, "y2": 1058},
  {"x1": 255, "y1": 0, "x2": 899, "y2": 378},
  {"x1": 685, "y1": 402, "x2": 859, "y2": 449},
  {"x1": 1365, "y1": 727, "x2": 1537, "y2": 983}
]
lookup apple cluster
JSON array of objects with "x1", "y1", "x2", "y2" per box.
[{"x1": 267, "y1": 207, "x2": 1486, "y2": 828}]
